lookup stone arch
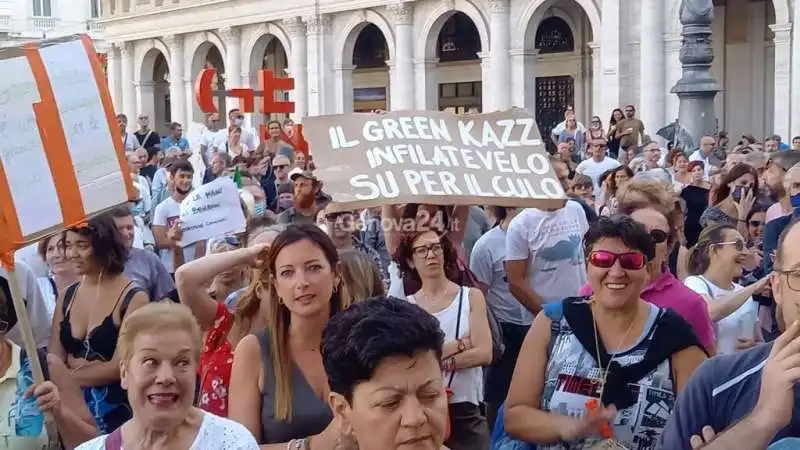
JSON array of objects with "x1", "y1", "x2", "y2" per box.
[
  {"x1": 336, "y1": 9, "x2": 396, "y2": 69},
  {"x1": 185, "y1": 31, "x2": 227, "y2": 77},
  {"x1": 415, "y1": 0, "x2": 489, "y2": 60},
  {"x1": 513, "y1": 0, "x2": 599, "y2": 49},
  {"x1": 136, "y1": 38, "x2": 171, "y2": 82},
  {"x1": 244, "y1": 22, "x2": 292, "y2": 76},
  {"x1": 771, "y1": 0, "x2": 790, "y2": 24}
]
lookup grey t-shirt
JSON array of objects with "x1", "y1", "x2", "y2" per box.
[
  {"x1": 659, "y1": 342, "x2": 800, "y2": 449},
  {"x1": 124, "y1": 248, "x2": 175, "y2": 302},
  {"x1": 463, "y1": 206, "x2": 491, "y2": 261},
  {"x1": 469, "y1": 226, "x2": 531, "y2": 326}
]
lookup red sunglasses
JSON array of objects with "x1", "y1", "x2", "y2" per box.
[{"x1": 588, "y1": 250, "x2": 647, "y2": 270}]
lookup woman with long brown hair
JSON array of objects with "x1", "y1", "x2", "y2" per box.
[
  {"x1": 700, "y1": 163, "x2": 760, "y2": 238},
  {"x1": 175, "y1": 224, "x2": 284, "y2": 417},
  {"x1": 228, "y1": 224, "x2": 353, "y2": 449}
]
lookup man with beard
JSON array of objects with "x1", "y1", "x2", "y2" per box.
[
  {"x1": 277, "y1": 169, "x2": 330, "y2": 225},
  {"x1": 151, "y1": 160, "x2": 202, "y2": 275},
  {"x1": 763, "y1": 152, "x2": 800, "y2": 223},
  {"x1": 659, "y1": 219, "x2": 800, "y2": 449}
]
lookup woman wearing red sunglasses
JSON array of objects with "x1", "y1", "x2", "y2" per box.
[{"x1": 501, "y1": 215, "x2": 706, "y2": 450}]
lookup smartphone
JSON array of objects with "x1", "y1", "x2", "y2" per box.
[{"x1": 732, "y1": 185, "x2": 748, "y2": 203}]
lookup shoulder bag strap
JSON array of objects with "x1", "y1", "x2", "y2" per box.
[{"x1": 447, "y1": 287, "x2": 465, "y2": 389}]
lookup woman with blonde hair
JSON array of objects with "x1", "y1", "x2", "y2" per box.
[
  {"x1": 228, "y1": 224, "x2": 353, "y2": 449},
  {"x1": 339, "y1": 249, "x2": 385, "y2": 303},
  {"x1": 175, "y1": 224, "x2": 284, "y2": 417},
  {"x1": 75, "y1": 302, "x2": 258, "y2": 449}
]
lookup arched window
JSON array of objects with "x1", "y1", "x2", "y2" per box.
[
  {"x1": 437, "y1": 12, "x2": 481, "y2": 62},
  {"x1": 535, "y1": 17, "x2": 574, "y2": 54},
  {"x1": 353, "y1": 24, "x2": 388, "y2": 69}
]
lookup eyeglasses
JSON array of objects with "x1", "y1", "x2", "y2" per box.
[
  {"x1": 588, "y1": 250, "x2": 647, "y2": 270},
  {"x1": 712, "y1": 239, "x2": 746, "y2": 252},
  {"x1": 775, "y1": 268, "x2": 800, "y2": 292},
  {"x1": 749, "y1": 220, "x2": 764, "y2": 227},
  {"x1": 325, "y1": 212, "x2": 353, "y2": 222},
  {"x1": 274, "y1": 165, "x2": 288, "y2": 170},
  {"x1": 650, "y1": 229, "x2": 668, "y2": 244},
  {"x1": 221, "y1": 236, "x2": 241, "y2": 247},
  {"x1": 412, "y1": 243, "x2": 443, "y2": 258}
]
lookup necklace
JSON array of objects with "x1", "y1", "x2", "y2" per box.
[{"x1": 418, "y1": 285, "x2": 452, "y2": 308}]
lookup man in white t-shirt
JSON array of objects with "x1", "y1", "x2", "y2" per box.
[
  {"x1": 575, "y1": 138, "x2": 620, "y2": 195},
  {"x1": 151, "y1": 160, "x2": 202, "y2": 274},
  {"x1": 199, "y1": 112, "x2": 222, "y2": 165},
  {"x1": 550, "y1": 107, "x2": 585, "y2": 146},
  {"x1": 689, "y1": 136, "x2": 716, "y2": 177},
  {"x1": 505, "y1": 157, "x2": 590, "y2": 314}
]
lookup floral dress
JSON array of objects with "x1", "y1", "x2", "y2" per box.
[{"x1": 199, "y1": 303, "x2": 235, "y2": 417}]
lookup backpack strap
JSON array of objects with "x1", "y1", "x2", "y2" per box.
[{"x1": 543, "y1": 301, "x2": 564, "y2": 357}]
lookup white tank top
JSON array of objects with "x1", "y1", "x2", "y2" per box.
[{"x1": 407, "y1": 286, "x2": 483, "y2": 405}]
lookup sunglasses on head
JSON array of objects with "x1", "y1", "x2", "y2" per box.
[
  {"x1": 650, "y1": 229, "x2": 668, "y2": 244},
  {"x1": 588, "y1": 250, "x2": 647, "y2": 270},
  {"x1": 712, "y1": 239, "x2": 745, "y2": 252}
]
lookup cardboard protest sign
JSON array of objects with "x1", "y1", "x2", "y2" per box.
[
  {"x1": 0, "y1": 35, "x2": 134, "y2": 257},
  {"x1": 179, "y1": 177, "x2": 246, "y2": 245},
  {"x1": 304, "y1": 109, "x2": 565, "y2": 209}
]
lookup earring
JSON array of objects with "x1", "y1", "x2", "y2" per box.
[
  {"x1": 278, "y1": 297, "x2": 284, "y2": 305},
  {"x1": 333, "y1": 283, "x2": 339, "y2": 294}
]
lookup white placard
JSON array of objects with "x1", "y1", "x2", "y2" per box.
[
  {"x1": 179, "y1": 177, "x2": 246, "y2": 245},
  {"x1": 0, "y1": 37, "x2": 128, "y2": 241},
  {"x1": 0, "y1": 55, "x2": 63, "y2": 235}
]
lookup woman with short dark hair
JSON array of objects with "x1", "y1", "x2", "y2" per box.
[
  {"x1": 48, "y1": 215, "x2": 149, "y2": 434},
  {"x1": 500, "y1": 215, "x2": 706, "y2": 449},
  {"x1": 323, "y1": 297, "x2": 449, "y2": 450}
]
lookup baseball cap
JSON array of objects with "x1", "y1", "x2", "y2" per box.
[{"x1": 289, "y1": 168, "x2": 317, "y2": 182}]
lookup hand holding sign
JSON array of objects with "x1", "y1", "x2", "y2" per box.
[{"x1": 167, "y1": 220, "x2": 183, "y2": 247}]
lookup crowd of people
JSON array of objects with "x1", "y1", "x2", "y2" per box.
[{"x1": 1, "y1": 103, "x2": 800, "y2": 450}]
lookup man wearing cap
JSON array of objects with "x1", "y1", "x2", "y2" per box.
[
  {"x1": 277, "y1": 169, "x2": 325, "y2": 225},
  {"x1": 257, "y1": 154, "x2": 292, "y2": 210}
]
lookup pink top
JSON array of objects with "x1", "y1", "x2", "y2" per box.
[{"x1": 578, "y1": 268, "x2": 716, "y2": 352}]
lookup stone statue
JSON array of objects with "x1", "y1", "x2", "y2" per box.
[{"x1": 680, "y1": 0, "x2": 714, "y2": 25}]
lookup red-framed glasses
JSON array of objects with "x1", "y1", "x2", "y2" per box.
[{"x1": 588, "y1": 250, "x2": 647, "y2": 270}]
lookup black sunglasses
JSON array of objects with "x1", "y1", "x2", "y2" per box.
[
  {"x1": 274, "y1": 165, "x2": 288, "y2": 170},
  {"x1": 650, "y1": 229, "x2": 668, "y2": 244},
  {"x1": 749, "y1": 220, "x2": 764, "y2": 227}
]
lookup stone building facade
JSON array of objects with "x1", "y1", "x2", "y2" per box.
[{"x1": 99, "y1": 0, "x2": 797, "y2": 143}]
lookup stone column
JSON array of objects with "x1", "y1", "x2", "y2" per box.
[
  {"x1": 120, "y1": 41, "x2": 136, "y2": 123},
  {"x1": 600, "y1": 0, "x2": 620, "y2": 116},
  {"x1": 413, "y1": 58, "x2": 438, "y2": 110},
  {"x1": 488, "y1": 0, "x2": 510, "y2": 112},
  {"x1": 588, "y1": 42, "x2": 601, "y2": 118},
  {"x1": 772, "y1": 23, "x2": 792, "y2": 139},
  {"x1": 509, "y1": 49, "x2": 537, "y2": 111},
  {"x1": 107, "y1": 44, "x2": 122, "y2": 113},
  {"x1": 219, "y1": 26, "x2": 242, "y2": 114},
  {"x1": 791, "y1": 12, "x2": 800, "y2": 134},
  {"x1": 334, "y1": 65, "x2": 355, "y2": 113},
  {"x1": 306, "y1": 14, "x2": 332, "y2": 116},
  {"x1": 479, "y1": 52, "x2": 491, "y2": 112},
  {"x1": 389, "y1": 2, "x2": 414, "y2": 111},
  {"x1": 639, "y1": 0, "x2": 665, "y2": 133},
  {"x1": 135, "y1": 80, "x2": 155, "y2": 120},
  {"x1": 183, "y1": 76, "x2": 195, "y2": 124},
  {"x1": 663, "y1": 34, "x2": 682, "y2": 124},
  {"x1": 284, "y1": 17, "x2": 308, "y2": 121},
  {"x1": 164, "y1": 34, "x2": 186, "y2": 127}
]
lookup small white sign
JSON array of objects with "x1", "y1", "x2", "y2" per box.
[{"x1": 179, "y1": 177, "x2": 245, "y2": 245}]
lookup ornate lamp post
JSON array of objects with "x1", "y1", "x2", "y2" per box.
[{"x1": 670, "y1": 0, "x2": 721, "y2": 151}]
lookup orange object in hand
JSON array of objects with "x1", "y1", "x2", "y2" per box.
[{"x1": 585, "y1": 399, "x2": 614, "y2": 439}]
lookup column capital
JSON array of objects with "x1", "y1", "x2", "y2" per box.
[
  {"x1": 305, "y1": 14, "x2": 331, "y2": 35},
  {"x1": 218, "y1": 26, "x2": 241, "y2": 44},
  {"x1": 283, "y1": 16, "x2": 307, "y2": 37},
  {"x1": 770, "y1": 22, "x2": 793, "y2": 43},
  {"x1": 488, "y1": 0, "x2": 509, "y2": 13},
  {"x1": 163, "y1": 34, "x2": 184, "y2": 48},
  {"x1": 509, "y1": 48, "x2": 539, "y2": 57},
  {"x1": 388, "y1": 2, "x2": 413, "y2": 25},
  {"x1": 107, "y1": 43, "x2": 121, "y2": 59},
  {"x1": 413, "y1": 57, "x2": 439, "y2": 66},
  {"x1": 119, "y1": 41, "x2": 134, "y2": 57},
  {"x1": 333, "y1": 64, "x2": 355, "y2": 73}
]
